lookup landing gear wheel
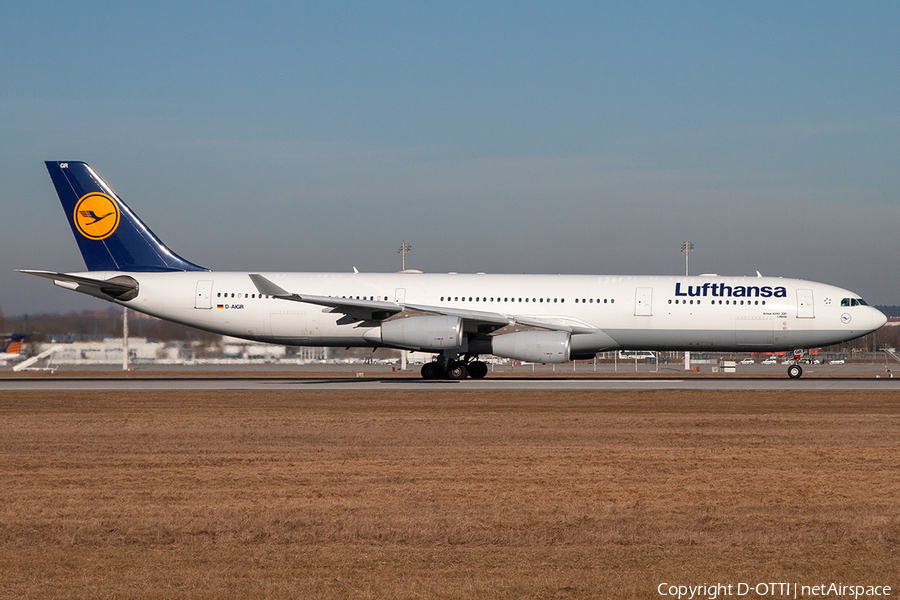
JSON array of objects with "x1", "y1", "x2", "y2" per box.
[
  {"x1": 787, "y1": 364, "x2": 803, "y2": 379},
  {"x1": 468, "y1": 360, "x2": 488, "y2": 379},
  {"x1": 446, "y1": 360, "x2": 468, "y2": 380},
  {"x1": 421, "y1": 362, "x2": 443, "y2": 380}
]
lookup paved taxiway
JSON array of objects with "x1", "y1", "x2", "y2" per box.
[{"x1": 2, "y1": 376, "x2": 899, "y2": 391}]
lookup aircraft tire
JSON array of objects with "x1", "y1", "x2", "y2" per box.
[
  {"x1": 421, "y1": 362, "x2": 443, "y2": 380},
  {"x1": 787, "y1": 364, "x2": 803, "y2": 379},
  {"x1": 446, "y1": 360, "x2": 468, "y2": 380},
  {"x1": 468, "y1": 360, "x2": 488, "y2": 379}
]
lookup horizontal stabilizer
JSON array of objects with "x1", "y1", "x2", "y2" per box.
[{"x1": 18, "y1": 270, "x2": 139, "y2": 301}]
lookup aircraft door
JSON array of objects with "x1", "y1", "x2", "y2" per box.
[
  {"x1": 194, "y1": 280, "x2": 213, "y2": 309},
  {"x1": 394, "y1": 288, "x2": 406, "y2": 304},
  {"x1": 797, "y1": 289, "x2": 815, "y2": 319},
  {"x1": 634, "y1": 287, "x2": 653, "y2": 316}
]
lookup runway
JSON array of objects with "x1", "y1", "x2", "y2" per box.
[{"x1": 2, "y1": 375, "x2": 899, "y2": 391}]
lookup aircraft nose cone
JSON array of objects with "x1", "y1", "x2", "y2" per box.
[{"x1": 872, "y1": 307, "x2": 888, "y2": 330}]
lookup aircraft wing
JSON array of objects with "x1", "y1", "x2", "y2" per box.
[
  {"x1": 250, "y1": 274, "x2": 599, "y2": 334},
  {"x1": 18, "y1": 270, "x2": 139, "y2": 300},
  {"x1": 403, "y1": 302, "x2": 600, "y2": 333},
  {"x1": 249, "y1": 274, "x2": 403, "y2": 321},
  {"x1": 508, "y1": 315, "x2": 601, "y2": 335}
]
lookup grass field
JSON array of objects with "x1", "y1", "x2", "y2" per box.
[{"x1": 1, "y1": 390, "x2": 898, "y2": 599}]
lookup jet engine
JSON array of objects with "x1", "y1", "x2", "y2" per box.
[
  {"x1": 375, "y1": 315, "x2": 463, "y2": 350},
  {"x1": 490, "y1": 330, "x2": 571, "y2": 363}
]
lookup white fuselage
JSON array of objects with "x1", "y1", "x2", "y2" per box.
[{"x1": 61, "y1": 271, "x2": 887, "y2": 354}]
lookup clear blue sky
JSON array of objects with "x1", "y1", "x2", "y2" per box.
[{"x1": 2, "y1": 1, "x2": 898, "y2": 316}]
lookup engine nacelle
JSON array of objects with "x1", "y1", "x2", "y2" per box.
[
  {"x1": 376, "y1": 315, "x2": 463, "y2": 350},
  {"x1": 491, "y1": 330, "x2": 571, "y2": 363}
]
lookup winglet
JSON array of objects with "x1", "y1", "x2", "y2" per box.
[{"x1": 249, "y1": 274, "x2": 294, "y2": 298}]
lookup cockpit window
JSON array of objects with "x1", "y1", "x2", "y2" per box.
[{"x1": 841, "y1": 298, "x2": 866, "y2": 307}]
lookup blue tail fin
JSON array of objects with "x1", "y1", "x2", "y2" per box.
[{"x1": 46, "y1": 161, "x2": 207, "y2": 272}]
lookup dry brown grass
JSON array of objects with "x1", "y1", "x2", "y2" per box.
[{"x1": 1, "y1": 390, "x2": 899, "y2": 599}]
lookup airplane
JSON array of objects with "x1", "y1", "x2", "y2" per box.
[
  {"x1": 0, "y1": 334, "x2": 27, "y2": 364},
  {"x1": 19, "y1": 161, "x2": 887, "y2": 379}
]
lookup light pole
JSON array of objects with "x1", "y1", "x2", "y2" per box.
[
  {"x1": 681, "y1": 241, "x2": 694, "y2": 277},
  {"x1": 398, "y1": 241, "x2": 411, "y2": 271},
  {"x1": 397, "y1": 240, "x2": 412, "y2": 371},
  {"x1": 122, "y1": 307, "x2": 129, "y2": 371},
  {"x1": 681, "y1": 242, "x2": 694, "y2": 371}
]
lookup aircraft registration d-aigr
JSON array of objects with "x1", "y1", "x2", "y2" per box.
[{"x1": 20, "y1": 161, "x2": 887, "y2": 379}]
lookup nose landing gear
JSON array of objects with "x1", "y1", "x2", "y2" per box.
[{"x1": 787, "y1": 349, "x2": 806, "y2": 379}]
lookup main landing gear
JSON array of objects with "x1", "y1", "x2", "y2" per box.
[{"x1": 421, "y1": 356, "x2": 489, "y2": 380}]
